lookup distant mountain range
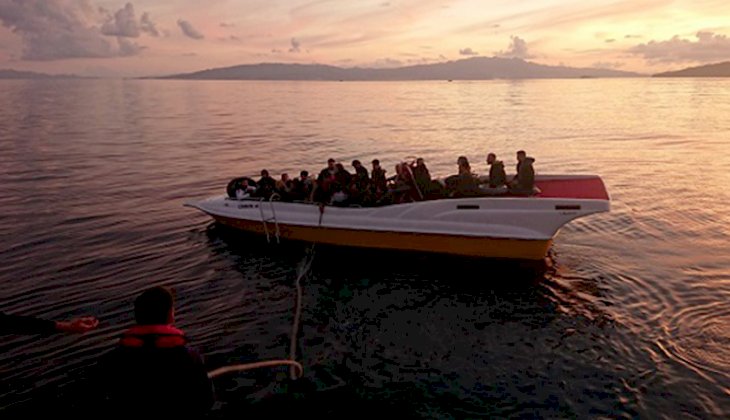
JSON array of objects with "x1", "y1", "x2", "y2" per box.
[
  {"x1": 0, "y1": 69, "x2": 84, "y2": 79},
  {"x1": 653, "y1": 61, "x2": 730, "y2": 77},
  {"x1": 153, "y1": 57, "x2": 640, "y2": 81}
]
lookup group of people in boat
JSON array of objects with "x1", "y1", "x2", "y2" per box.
[{"x1": 227, "y1": 150, "x2": 536, "y2": 206}]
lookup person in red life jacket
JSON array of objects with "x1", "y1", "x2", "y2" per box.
[
  {"x1": 0, "y1": 311, "x2": 98, "y2": 335},
  {"x1": 95, "y1": 286, "x2": 213, "y2": 416}
]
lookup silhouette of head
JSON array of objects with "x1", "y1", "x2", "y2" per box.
[
  {"x1": 135, "y1": 286, "x2": 174, "y2": 325},
  {"x1": 487, "y1": 153, "x2": 496, "y2": 164},
  {"x1": 517, "y1": 150, "x2": 526, "y2": 162}
]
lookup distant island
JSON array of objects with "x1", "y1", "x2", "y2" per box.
[
  {"x1": 653, "y1": 61, "x2": 730, "y2": 77},
  {"x1": 0, "y1": 69, "x2": 84, "y2": 79},
  {"x1": 153, "y1": 57, "x2": 641, "y2": 81}
]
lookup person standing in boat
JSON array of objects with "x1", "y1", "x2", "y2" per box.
[
  {"x1": 370, "y1": 159, "x2": 387, "y2": 197},
  {"x1": 486, "y1": 153, "x2": 507, "y2": 188},
  {"x1": 349, "y1": 160, "x2": 370, "y2": 205},
  {"x1": 312, "y1": 158, "x2": 337, "y2": 202},
  {"x1": 510, "y1": 150, "x2": 536, "y2": 193},
  {"x1": 94, "y1": 286, "x2": 213, "y2": 416}
]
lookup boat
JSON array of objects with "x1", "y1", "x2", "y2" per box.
[{"x1": 186, "y1": 175, "x2": 609, "y2": 260}]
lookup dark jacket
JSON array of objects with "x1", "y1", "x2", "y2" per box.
[
  {"x1": 412, "y1": 164, "x2": 431, "y2": 192},
  {"x1": 371, "y1": 167, "x2": 387, "y2": 191},
  {"x1": 96, "y1": 325, "x2": 214, "y2": 416},
  {"x1": 0, "y1": 311, "x2": 56, "y2": 335},
  {"x1": 488, "y1": 160, "x2": 507, "y2": 188},
  {"x1": 257, "y1": 176, "x2": 277, "y2": 198},
  {"x1": 515, "y1": 157, "x2": 535, "y2": 190}
]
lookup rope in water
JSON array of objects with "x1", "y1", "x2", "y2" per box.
[
  {"x1": 208, "y1": 360, "x2": 303, "y2": 379},
  {"x1": 207, "y1": 243, "x2": 316, "y2": 381}
]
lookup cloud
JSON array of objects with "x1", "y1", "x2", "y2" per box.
[
  {"x1": 592, "y1": 61, "x2": 625, "y2": 69},
  {"x1": 118, "y1": 37, "x2": 144, "y2": 55},
  {"x1": 495, "y1": 35, "x2": 533, "y2": 59},
  {"x1": 177, "y1": 19, "x2": 204, "y2": 39},
  {"x1": 101, "y1": 3, "x2": 139, "y2": 37},
  {"x1": 459, "y1": 47, "x2": 478, "y2": 56},
  {"x1": 271, "y1": 48, "x2": 283, "y2": 53},
  {"x1": 628, "y1": 31, "x2": 730, "y2": 63},
  {"x1": 140, "y1": 13, "x2": 159, "y2": 37},
  {"x1": 605, "y1": 38, "x2": 616, "y2": 43},
  {"x1": 220, "y1": 22, "x2": 235, "y2": 28},
  {"x1": 289, "y1": 37, "x2": 301, "y2": 53},
  {"x1": 0, "y1": 0, "x2": 146, "y2": 60},
  {"x1": 380, "y1": 2, "x2": 391, "y2": 6},
  {"x1": 625, "y1": 34, "x2": 642, "y2": 39}
]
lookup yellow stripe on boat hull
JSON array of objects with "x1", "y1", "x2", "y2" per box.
[{"x1": 213, "y1": 215, "x2": 552, "y2": 260}]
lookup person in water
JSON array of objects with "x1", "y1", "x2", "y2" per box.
[
  {"x1": 511, "y1": 150, "x2": 536, "y2": 192},
  {"x1": 486, "y1": 153, "x2": 507, "y2": 188},
  {"x1": 0, "y1": 311, "x2": 98, "y2": 335},
  {"x1": 95, "y1": 286, "x2": 213, "y2": 416}
]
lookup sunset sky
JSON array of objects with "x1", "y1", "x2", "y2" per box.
[{"x1": 1, "y1": 0, "x2": 729, "y2": 77}]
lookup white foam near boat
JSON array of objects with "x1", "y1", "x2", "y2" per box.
[{"x1": 186, "y1": 175, "x2": 610, "y2": 260}]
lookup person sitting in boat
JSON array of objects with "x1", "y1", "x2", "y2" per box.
[
  {"x1": 370, "y1": 159, "x2": 387, "y2": 199},
  {"x1": 351, "y1": 160, "x2": 370, "y2": 189},
  {"x1": 387, "y1": 162, "x2": 422, "y2": 204},
  {"x1": 312, "y1": 158, "x2": 337, "y2": 202},
  {"x1": 446, "y1": 156, "x2": 479, "y2": 197},
  {"x1": 331, "y1": 182, "x2": 349, "y2": 206},
  {"x1": 94, "y1": 286, "x2": 213, "y2": 416},
  {"x1": 335, "y1": 163, "x2": 352, "y2": 186},
  {"x1": 290, "y1": 170, "x2": 312, "y2": 201},
  {"x1": 235, "y1": 178, "x2": 257, "y2": 199},
  {"x1": 510, "y1": 150, "x2": 536, "y2": 194},
  {"x1": 486, "y1": 153, "x2": 507, "y2": 188},
  {"x1": 257, "y1": 169, "x2": 277, "y2": 199},
  {"x1": 412, "y1": 158, "x2": 431, "y2": 195},
  {"x1": 275, "y1": 173, "x2": 294, "y2": 200}
]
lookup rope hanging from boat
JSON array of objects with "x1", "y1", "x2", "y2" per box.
[
  {"x1": 208, "y1": 243, "x2": 316, "y2": 381},
  {"x1": 289, "y1": 242, "x2": 316, "y2": 379}
]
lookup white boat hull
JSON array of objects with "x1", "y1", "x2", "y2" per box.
[{"x1": 187, "y1": 175, "x2": 610, "y2": 260}]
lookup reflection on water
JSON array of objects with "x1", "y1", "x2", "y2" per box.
[{"x1": 0, "y1": 79, "x2": 729, "y2": 417}]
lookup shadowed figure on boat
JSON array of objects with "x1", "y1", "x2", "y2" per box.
[{"x1": 225, "y1": 151, "x2": 540, "y2": 205}]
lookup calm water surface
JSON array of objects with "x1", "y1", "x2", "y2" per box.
[{"x1": 1, "y1": 79, "x2": 729, "y2": 417}]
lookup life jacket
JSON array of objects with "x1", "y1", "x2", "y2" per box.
[{"x1": 119, "y1": 325, "x2": 186, "y2": 349}]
